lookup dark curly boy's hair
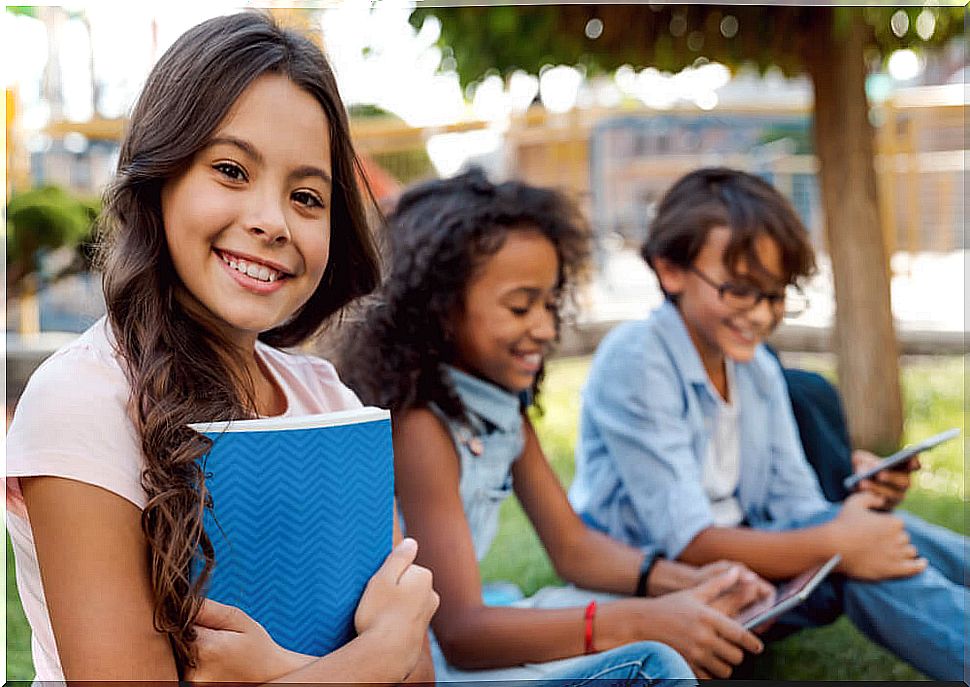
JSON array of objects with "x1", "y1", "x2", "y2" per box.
[
  {"x1": 340, "y1": 168, "x2": 591, "y2": 421},
  {"x1": 641, "y1": 167, "x2": 816, "y2": 295}
]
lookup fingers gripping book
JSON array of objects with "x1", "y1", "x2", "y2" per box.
[{"x1": 188, "y1": 407, "x2": 394, "y2": 655}]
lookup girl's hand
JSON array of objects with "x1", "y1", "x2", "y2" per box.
[
  {"x1": 851, "y1": 449, "x2": 919, "y2": 510},
  {"x1": 354, "y1": 538, "x2": 440, "y2": 675},
  {"x1": 607, "y1": 568, "x2": 764, "y2": 680},
  {"x1": 692, "y1": 562, "x2": 775, "y2": 616},
  {"x1": 186, "y1": 599, "x2": 312, "y2": 684}
]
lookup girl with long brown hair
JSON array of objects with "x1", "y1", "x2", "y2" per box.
[{"x1": 6, "y1": 12, "x2": 436, "y2": 683}]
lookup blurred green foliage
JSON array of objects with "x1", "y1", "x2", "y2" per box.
[
  {"x1": 411, "y1": 5, "x2": 966, "y2": 88},
  {"x1": 5, "y1": 185, "x2": 100, "y2": 292}
]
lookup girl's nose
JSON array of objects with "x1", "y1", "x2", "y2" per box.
[
  {"x1": 531, "y1": 308, "x2": 557, "y2": 342},
  {"x1": 247, "y1": 194, "x2": 290, "y2": 245}
]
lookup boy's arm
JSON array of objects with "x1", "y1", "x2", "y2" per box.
[
  {"x1": 758, "y1": 353, "x2": 833, "y2": 524},
  {"x1": 679, "y1": 492, "x2": 928, "y2": 581},
  {"x1": 678, "y1": 524, "x2": 841, "y2": 580},
  {"x1": 579, "y1": 345, "x2": 716, "y2": 560}
]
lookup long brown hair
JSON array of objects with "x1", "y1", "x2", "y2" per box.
[{"x1": 96, "y1": 11, "x2": 379, "y2": 670}]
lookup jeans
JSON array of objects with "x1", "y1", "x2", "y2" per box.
[
  {"x1": 538, "y1": 641, "x2": 696, "y2": 687},
  {"x1": 431, "y1": 586, "x2": 695, "y2": 685},
  {"x1": 763, "y1": 505, "x2": 968, "y2": 681},
  {"x1": 433, "y1": 641, "x2": 695, "y2": 687}
]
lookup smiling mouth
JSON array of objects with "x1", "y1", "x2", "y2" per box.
[
  {"x1": 215, "y1": 249, "x2": 290, "y2": 284},
  {"x1": 513, "y1": 351, "x2": 544, "y2": 370},
  {"x1": 725, "y1": 319, "x2": 761, "y2": 344}
]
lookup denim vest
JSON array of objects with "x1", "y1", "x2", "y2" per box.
[{"x1": 430, "y1": 366, "x2": 525, "y2": 561}]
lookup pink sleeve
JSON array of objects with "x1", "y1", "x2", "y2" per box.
[{"x1": 6, "y1": 346, "x2": 147, "y2": 517}]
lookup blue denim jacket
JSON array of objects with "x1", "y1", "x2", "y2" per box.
[
  {"x1": 568, "y1": 300, "x2": 829, "y2": 559},
  {"x1": 429, "y1": 366, "x2": 525, "y2": 561}
]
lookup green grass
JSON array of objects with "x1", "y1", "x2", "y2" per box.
[{"x1": 6, "y1": 355, "x2": 965, "y2": 680}]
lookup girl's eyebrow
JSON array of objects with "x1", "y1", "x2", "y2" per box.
[
  {"x1": 207, "y1": 135, "x2": 262, "y2": 162},
  {"x1": 207, "y1": 135, "x2": 332, "y2": 187},
  {"x1": 290, "y1": 165, "x2": 332, "y2": 188},
  {"x1": 499, "y1": 286, "x2": 554, "y2": 301}
]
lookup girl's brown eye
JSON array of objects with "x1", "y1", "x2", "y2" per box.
[
  {"x1": 293, "y1": 190, "x2": 324, "y2": 208},
  {"x1": 214, "y1": 162, "x2": 246, "y2": 181}
]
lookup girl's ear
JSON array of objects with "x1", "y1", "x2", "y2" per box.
[{"x1": 652, "y1": 256, "x2": 687, "y2": 297}]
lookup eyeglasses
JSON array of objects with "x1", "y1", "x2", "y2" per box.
[{"x1": 688, "y1": 266, "x2": 809, "y2": 318}]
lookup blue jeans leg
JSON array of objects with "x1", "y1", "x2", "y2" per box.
[
  {"x1": 896, "y1": 508, "x2": 968, "y2": 586},
  {"x1": 841, "y1": 564, "x2": 968, "y2": 681},
  {"x1": 756, "y1": 506, "x2": 968, "y2": 680},
  {"x1": 539, "y1": 641, "x2": 696, "y2": 687}
]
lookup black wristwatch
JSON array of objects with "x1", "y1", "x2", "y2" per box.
[{"x1": 635, "y1": 548, "x2": 664, "y2": 597}]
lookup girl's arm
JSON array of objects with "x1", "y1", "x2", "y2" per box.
[
  {"x1": 394, "y1": 407, "x2": 602, "y2": 668},
  {"x1": 21, "y1": 476, "x2": 180, "y2": 680},
  {"x1": 394, "y1": 408, "x2": 766, "y2": 676},
  {"x1": 513, "y1": 417, "x2": 691, "y2": 595}
]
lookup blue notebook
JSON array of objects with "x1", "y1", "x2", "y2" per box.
[{"x1": 188, "y1": 407, "x2": 394, "y2": 656}]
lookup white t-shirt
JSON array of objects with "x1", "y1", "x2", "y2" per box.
[
  {"x1": 5, "y1": 317, "x2": 362, "y2": 681},
  {"x1": 701, "y1": 360, "x2": 744, "y2": 527}
]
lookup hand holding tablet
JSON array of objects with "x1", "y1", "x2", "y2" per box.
[
  {"x1": 734, "y1": 555, "x2": 842, "y2": 632},
  {"x1": 843, "y1": 428, "x2": 960, "y2": 492}
]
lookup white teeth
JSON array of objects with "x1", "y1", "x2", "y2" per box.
[
  {"x1": 218, "y1": 251, "x2": 282, "y2": 283},
  {"x1": 519, "y1": 353, "x2": 542, "y2": 366}
]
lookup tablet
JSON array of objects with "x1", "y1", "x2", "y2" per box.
[
  {"x1": 843, "y1": 427, "x2": 960, "y2": 491},
  {"x1": 735, "y1": 554, "x2": 841, "y2": 631}
]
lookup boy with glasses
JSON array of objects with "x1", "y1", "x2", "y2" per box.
[{"x1": 569, "y1": 167, "x2": 967, "y2": 680}]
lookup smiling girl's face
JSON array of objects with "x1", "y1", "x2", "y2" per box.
[
  {"x1": 452, "y1": 227, "x2": 560, "y2": 393},
  {"x1": 160, "y1": 73, "x2": 333, "y2": 348}
]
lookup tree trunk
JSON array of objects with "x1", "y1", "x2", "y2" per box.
[{"x1": 805, "y1": 8, "x2": 903, "y2": 452}]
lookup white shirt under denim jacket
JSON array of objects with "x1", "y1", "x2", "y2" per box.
[{"x1": 568, "y1": 299, "x2": 831, "y2": 560}]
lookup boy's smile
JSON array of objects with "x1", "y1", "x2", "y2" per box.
[{"x1": 655, "y1": 226, "x2": 787, "y2": 394}]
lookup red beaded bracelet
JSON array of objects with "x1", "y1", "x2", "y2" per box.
[{"x1": 584, "y1": 600, "x2": 597, "y2": 654}]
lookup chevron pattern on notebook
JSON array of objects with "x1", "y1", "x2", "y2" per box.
[{"x1": 195, "y1": 413, "x2": 394, "y2": 656}]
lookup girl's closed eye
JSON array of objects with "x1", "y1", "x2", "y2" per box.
[{"x1": 213, "y1": 161, "x2": 247, "y2": 182}]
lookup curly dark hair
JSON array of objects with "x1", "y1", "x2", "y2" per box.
[
  {"x1": 339, "y1": 168, "x2": 591, "y2": 422},
  {"x1": 96, "y1": 12, "x2": 379, "y2": 671}
]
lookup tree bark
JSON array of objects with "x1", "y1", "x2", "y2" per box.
[{"x1": 805, "y1": 8, "x2": 903, "y2": 452}]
